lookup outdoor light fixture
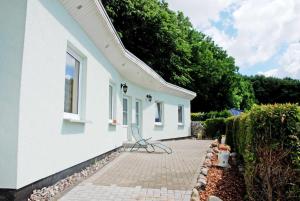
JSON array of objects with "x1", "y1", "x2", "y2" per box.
[
  {"x1": 146, "y1": 94, "x2": 152, "y2": 102},
  {"x1": 120, "y1": 83, "x2": 128, "y2": 94}
]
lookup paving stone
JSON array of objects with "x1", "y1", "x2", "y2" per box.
[{"x1": 58, "y1": 140, "x2": 212, "y2": 201}]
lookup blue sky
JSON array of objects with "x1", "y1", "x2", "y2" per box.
[{"x1": 166, "y1": 0, "x2": 300, "y2": 79}]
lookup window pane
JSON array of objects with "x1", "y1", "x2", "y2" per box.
[
  {"x1": 136, "y1": 101, "x2": 139, "y2": 126},
  {"x1": 155, "y1": 102, "x2": 161, "y2": 123},
  {"x1": 64, "y1": 52, "x2": 79, "y2": 114},
  {"x1": 178, "y1": 106, "x2": 183, "y2": 123},
  {"x1": 123, "y1": 98, "x2": 128, "y2": 125},
  {"x1": 109, "y1": 85, "x2": 113, "y2": 120}
]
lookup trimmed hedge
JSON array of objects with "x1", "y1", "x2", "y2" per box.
[
  {"x1": 204, "y1": 118, "x2": 226, "y2": 139},
  {"x1": 191, "y1": 110, "x2": 232, "y2": 121},
  {"x1": 224, "y1": 116, "x2": 236, "y2": 150},
  {"x1": 225, "y1": 104, "x2": 300, "y2": 200},
  {"x1": 191, "y1": 112, "x2": 205, "y2": 121}
]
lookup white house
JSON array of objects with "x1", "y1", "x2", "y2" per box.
[{"x1": 0, "y1": 0, "x2": 196, "y2": 200}]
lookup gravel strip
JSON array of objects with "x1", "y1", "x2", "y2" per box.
[
  {"x1": 28, "y1": 149, "x2": 122, "y2": 201},
  {"x1": 199, "y1": 151, "x2": 246, "y2": 201}
]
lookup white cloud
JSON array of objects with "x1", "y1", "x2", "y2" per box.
[
  {"x1": 167, "y1": 0, "x2": 300, "y2": 78},
  {"x1": 228, "y1": 0, "x2": 300, "y2": 66},
  {"x1": 204, "y1": 26, "x2": 233, "y2": 48},
  {"x1": 263, "y1": 43, "x2": 300, "y2": 79},
  {"x1": 166, "y1": 0, "x2": 236, "y2": 29}
]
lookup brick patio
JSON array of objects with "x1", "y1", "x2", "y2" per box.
[{"x1": 58, "y1": 139, "x2": 212, "y2": 201}]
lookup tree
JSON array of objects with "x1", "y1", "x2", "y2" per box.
[
  {"x1": 231, "y1": 75, "x2": 256, "y2": 110},
  {"x1": 102, "y1": 0, "x2": 255, "y2": 112},
  {"x1": 245, "y1": 75, "x2": 300, "y2": 105}
]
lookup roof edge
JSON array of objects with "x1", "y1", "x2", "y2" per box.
[{"x1": 94, "y1": 0, "x2": 196, "y2": 100}]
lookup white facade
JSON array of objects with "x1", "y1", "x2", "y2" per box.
[{"x1": 0, "y1": 0, "x2": 196, "y2": 189}]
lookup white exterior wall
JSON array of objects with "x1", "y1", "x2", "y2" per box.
[
  {"x1": 0, "y1": 0, "x2": 27, "y2": 189},
  {"x1": 124, "y1": 81, "x2": 191, "y2": 141},
  {"x1": 0, "y1": 0, "x2": 192, "y2": 189}
]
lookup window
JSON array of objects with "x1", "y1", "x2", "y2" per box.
[
  {"x1": 108, "y1": 83, "x2": 116, "y2": 122},
  {"x1": 109, "y1": 85, "x2": 113, "y2": 120},
  {"x1": 155, "y1": 102, "x2": 163, "y2": 124},
  {"x1": 178, "y1": 105, "x2": 184, "y2": 124},
  {"x1": 135, "y1": 100, "x2": 141, "y2": 127},
  {"x1": 64, "y1": 48, "x2": 81, "y2": 119},
  {"x1": 123, "y1": 97, "x2": 128, "y2": 125}
]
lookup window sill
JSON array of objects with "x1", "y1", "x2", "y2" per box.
[
  {"x1": 64, "y1": 118, "x2": 92, "y2": 124},
  {"x1": 108, "y1": 120, "x2": 117, "y2": 126},
  {"x1": 154, "y1": 122, "x2": 163, "y2": 127},
  {"x1": 178, "y1": 123, "x2": 184, "y2": 127}
]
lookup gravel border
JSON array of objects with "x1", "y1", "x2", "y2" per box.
[
  {"x1": 28, "y1": 149, "x2": 122, "y2": 201},
  {"x1": 190, "y1": 140, "x2": 219, "y2": 201}
]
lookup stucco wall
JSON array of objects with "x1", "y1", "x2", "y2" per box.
[
  {"x1": 14, "y1": 0, "x2": 191, "y2": 189},
  {"x1": 0, "y1": 0, "x2": 27, "y2": 189},
  {"x1": 123, "y1": 81, "x2": 191, "y2": 141}
]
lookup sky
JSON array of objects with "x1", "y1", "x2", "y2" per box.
[{"x1": 166, "y1": 0, "x2": 300, "y2": 79}]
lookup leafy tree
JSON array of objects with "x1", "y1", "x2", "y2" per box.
[
  {"x1": 231, "y1": 75, "x2": 256, "y2": 110},
  {"x1": 103, "y1": 0, "x2": 192, "y2": 85},
  {"x1": 102, "y1": 0, "x2": 255, "y2": 111},
  {"x1": 245, "y1": 75, "x2": 300, "y2": 105}
]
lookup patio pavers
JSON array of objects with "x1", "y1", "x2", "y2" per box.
[{"x1": 58, "y1": 139, "x2": 212, "y2": 201}]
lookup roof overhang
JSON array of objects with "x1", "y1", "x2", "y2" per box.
[{"x1": 59, "y1": 0, "x2": 196, "y2": 100}]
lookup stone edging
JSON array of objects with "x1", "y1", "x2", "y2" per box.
[
  {"x1": 190, "y1": 140, "x2": 219, "y2": 201},
  {"x1": 28, "y1": 149, "x2": 122, "y2": 201}
]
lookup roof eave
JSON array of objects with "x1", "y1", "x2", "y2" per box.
[{"x1": 59, "y1": 0, "x2": 197, "y2": 100}]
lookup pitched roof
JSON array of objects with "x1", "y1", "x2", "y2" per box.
[{"x1": 59, "y1": 0, "x2": 196, "y2": 100}]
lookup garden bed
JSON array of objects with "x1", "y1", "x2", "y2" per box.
[{"x1": 199, "y1": 153, "x2": 246, "y2": 201}]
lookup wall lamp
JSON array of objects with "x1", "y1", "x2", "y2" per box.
[
  {"x1": 146, "y1": 94, "x2": 152, "y2": 102},
  {"x1": 120, "y1": 83, "x2": 128, "y2": 94}
]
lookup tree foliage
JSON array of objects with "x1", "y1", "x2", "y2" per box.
[
  {"x1": 102, "y1": 0, "x2": 255, "y2": 111},
  {"x1": 246, "y1": 75, "x2": 300, "y2": 105}
]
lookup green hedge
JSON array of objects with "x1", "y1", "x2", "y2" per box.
[
  {"x1": 225, "y1": 116, "x2": 236, "y2": 150},
  {"x1": 204, "y1": 118, "x2": 226, "y2": 139},
  {"x1": 191, "y1": 112, "x2": 205, "y2": 121},
  {"x1": 225, "y1": 104, "x2": 300, "y2": 200},
  {"x1": 191, "y1": 110, "x2": 232, "y2": 121}
]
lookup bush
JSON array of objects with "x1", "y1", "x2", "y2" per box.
[
  {"x1": 225, "y1": 104, "x2": 300, "y2": 200},
  {"x1": 191, "y1": 112, "x2": 205, "y2": 121},
  {"x1": 225, "y1": 116, "x2": 236, "y2": 150},
  {"x1": 206, "y1": 110, "x2": 233, "y2": 119},
  {"x1": 204, "y1": 118, "x2": 226, "y2": 139},
  {"x1": 191, "y1": 110, "x2": 232, "y2": 121}
]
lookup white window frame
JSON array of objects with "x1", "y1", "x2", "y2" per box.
[
  {"x1": 135, "y1": 99, "x2": 142, "y2": 127},
  {"x1": 155, "y1": 101, "x2": 164, "y2": 126},
  {"x1": 64, "y1": 47, "x2": 83, "y2": 121},
  {"x1": 108, "y1": 82, "x2": 116, "y2": 124},
  {"x1": 122, "y1": 97, "x2": 129, "y2": 126},
  {"x1": 178, "y1": 105, "x2": 184, "y2": 126}
]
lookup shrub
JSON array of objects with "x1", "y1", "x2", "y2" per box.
[
  {"x1": 225, "y1": 104, "x2": 300, "y2": 200},
  {"x1": 191, "y1": 110, "x2": 232, "y2": 121},
  {"x1": 204, "y1": 118, "x2": 226, "y2": 139},
  {"x1": 206, "y1": 110, "x2": 233, "y2": 119},
  {"x1": 191, "y1": 112, "x2": 205, "y2": 121},
  {"x1": 225, "y1": 116, "x2": 236, "y2": 150}
]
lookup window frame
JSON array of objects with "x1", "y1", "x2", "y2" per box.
[
  {"x1": 178, "y1": 105, "x2": 184, "y2": 125},
  {"x1": 108, "y1": 82, "x2": 116, "y2": 124},
  {"x1": 154, "y1": 101, "x2": 164, "y2": 126},
  {"x1": 122, "y1": 97, "x2": 129, "y2": 126},
  {"x1": 63, "y1": 47, "x2": 83, "y2": 121},
  {"x1": 135, "y1": 99, "x2": 142, "y2": 127}
]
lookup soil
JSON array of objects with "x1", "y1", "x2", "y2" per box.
[{"x1": 199, "y1": 153, "x2": 246, "y2": 201}]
